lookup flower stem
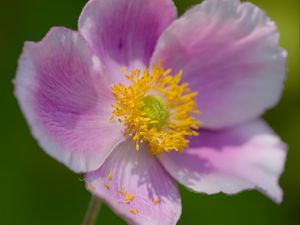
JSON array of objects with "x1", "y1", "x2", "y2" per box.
[{"x1": 82, "y1": 195, "x2": 102, "y2": 225}]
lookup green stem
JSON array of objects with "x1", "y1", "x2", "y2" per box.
[{"x1": 82, "y1": 195, "x2": 102, "y2": 225}]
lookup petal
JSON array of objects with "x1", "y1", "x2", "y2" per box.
[
  {"x1": 78, "y1": 0, "x2": 177, "y2": 84},
  {"x1": 151, "y1": 0, "x2": 287, "y2": 129},
  {"x1": 14, "y1": 27, "x2": 124, "y2": 173},
  {"x1": 85, "y1": 140, "x2": 181, "y2": 225},
  {"x1": 159, "y1": 120, "x2": 287, "y2": 203}
]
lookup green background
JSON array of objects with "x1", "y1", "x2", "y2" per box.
[{"x1": 0, "y1": 0, "x2": 299, "y2": 224}]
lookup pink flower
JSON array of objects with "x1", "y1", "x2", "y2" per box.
[{"x1": 14, "y1": 0, "x2": 287, "y2": 224}]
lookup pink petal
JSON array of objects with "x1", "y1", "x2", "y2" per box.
[
  {"x1": 151, "y1": 0, "x2": 287, "y2": 129},
  {"x1": 159, "y1": 120, "x2": 287, "y2": 203},
  {"x1": 78, "y1": 0, "x2": 177, "y2": 84},
  {"x1": 14, "y1": 27, "x2": 124, "y2": 173},
  {"x1": 85, "y1": 140, "x2": 181, "y2": 225}
]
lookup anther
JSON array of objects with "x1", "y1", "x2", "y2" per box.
[
  {"x1": 125, "y1": 193, "x2": 135, "y2": 203},
  {"x1": 104, "y1": 182, "x2": 110, "y2": 190},
  {"x1": 107, "y1": 172, "x2": 113, "y2": 181},
  {"x1": 86, "y1": 182, "x2": 95, "y2": 191},
  {"x1": 130, "y1": 209, "x2": 139, "y2": 215},
  {"x1": 153, "y1": 197, "x2": 159, "y2": 205}
]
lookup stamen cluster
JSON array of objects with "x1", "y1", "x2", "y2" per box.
[{"x1": 111, "y1": 65, "x2": 201, "y2": 155}]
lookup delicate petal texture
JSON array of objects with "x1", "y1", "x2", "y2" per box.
[
  {"x1": 151, "y1": 0, "x2": 287, "y2": 129},
  {"x1": 78, "y1": 0, "x2": 177, "y2": 84},
  {"x1": 159, "y1": 120, "x2": 287, "y2": 203},
  {"x1": 14, "y1": 27, "x2": 124, "y2": 173},
  {"x1": 85, "y1": 140, "x2": 181, "y2": 225}
]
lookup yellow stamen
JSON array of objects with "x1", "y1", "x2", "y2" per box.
[
  {"x1": 118, "y1": 188, "x2": 126, "y2": 196},
  {"x1": 86, "y1": 183, "x2": 95, "y2": 191},
  {"x1": 153, "y1": 197, "x2": 159, "y2": 205},
  {"x1": 118, "y1": 188, "x2": 135, "y2": 203},
  {"x1": 130, "y1": 209, "x2": 139, "y2": 215},
  {"x1": 103, "y1": 182, "x2": 110, "y2": 190},
  {"x1": 111, "y1": 64, "x2": 201, "y2": 155},
  {"x1": 125, "y1": 193, "x2": 135, "y2": 203},
  {"x1": 107, "y1": 172, "x2": 113, "y2": 181}
]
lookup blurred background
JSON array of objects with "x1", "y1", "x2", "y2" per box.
[{"x1": 0, "y1": 0, "x2": 299, "y2": 224}]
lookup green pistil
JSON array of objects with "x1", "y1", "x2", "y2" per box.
[{"x1": 142, "y1": 95, "x2": 169, "y2": 129}]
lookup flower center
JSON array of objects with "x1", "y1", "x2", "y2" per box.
[
  {"x1": 141, "y1": 95, "x2": 169, "y2": 129},
  {"x1": 111, "y1": 64, "x2": 201, "y2": 155}
]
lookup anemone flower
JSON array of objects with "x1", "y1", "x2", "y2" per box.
[{"x1": 14, "y1": 0, "x2": 287, "y2": 224}]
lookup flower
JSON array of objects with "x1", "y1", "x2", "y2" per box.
[{"x1": 14, "y1": 0, "x2": 287, "y2": 224}]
